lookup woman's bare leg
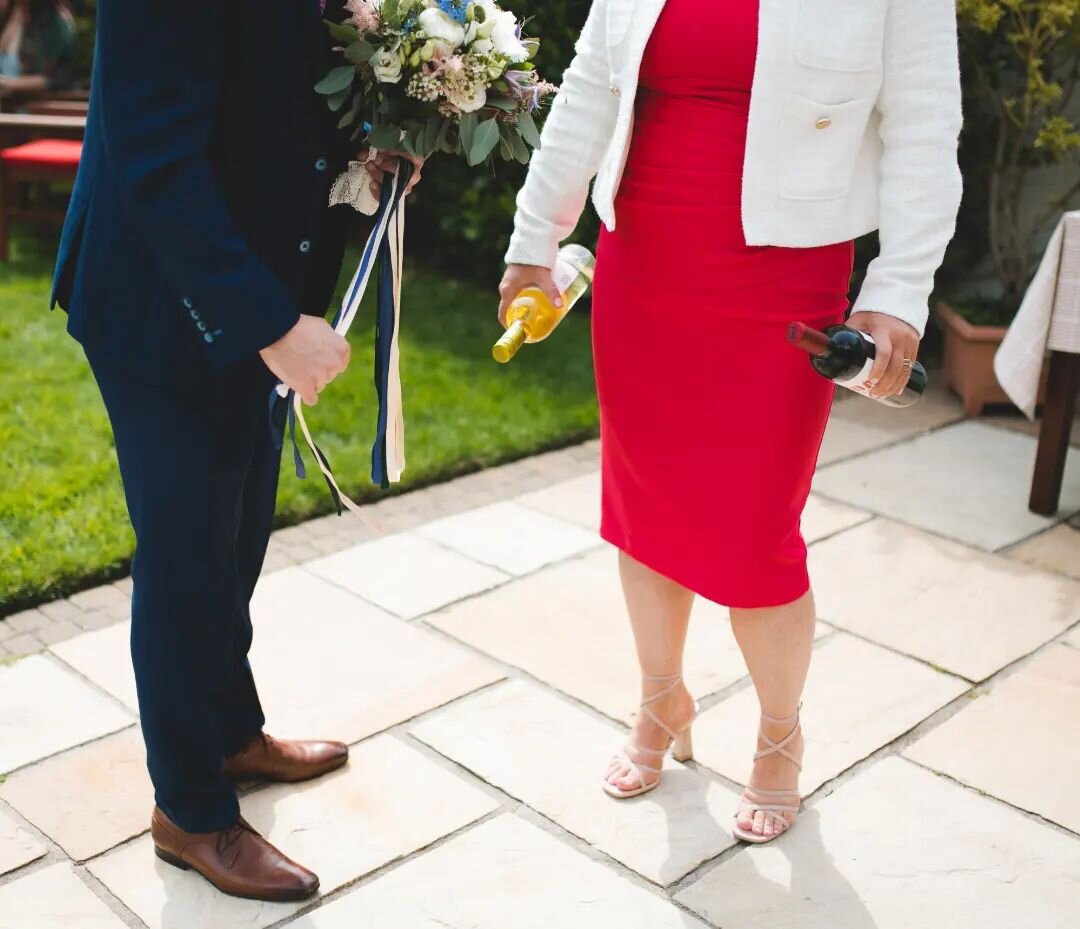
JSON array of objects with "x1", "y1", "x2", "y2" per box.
[
  {"x1": 605, "y1": 550, "x2": 698, "y2": 791},
  {"x1": 729, "y1": 589, "x2": 816, "y2": 838}
]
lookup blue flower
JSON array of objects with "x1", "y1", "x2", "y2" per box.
[{"x1": 436, "y1": 0, "x2": 469, "y2": 24}]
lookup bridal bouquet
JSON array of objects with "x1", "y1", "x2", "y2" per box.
[
  {"x1": 317, "y1": 0, "x2": 555, "y2": 167},
  {"x1": 279, "y1": 1, "x2": 556, "y2": 513}
]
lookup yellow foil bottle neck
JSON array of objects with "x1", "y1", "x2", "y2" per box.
[{"x1": 492, "y1": 319, "x2": 528, "y2": 364}]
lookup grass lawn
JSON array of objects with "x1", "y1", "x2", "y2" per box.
[{"x1": 0, "y1": 234, "x2": 599, "y2": 614}]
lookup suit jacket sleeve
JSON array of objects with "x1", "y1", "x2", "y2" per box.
[{"x1": 95, "y1": 0, "x2": 301, "y2": 368}]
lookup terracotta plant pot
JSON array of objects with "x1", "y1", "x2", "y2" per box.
[{"x1": 935, "y1": 300, "x2": 1048, "y2": 417}]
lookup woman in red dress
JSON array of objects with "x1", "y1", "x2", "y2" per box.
[{"x1": 500, "y1": 0, "x2": 961, "y2": 843}]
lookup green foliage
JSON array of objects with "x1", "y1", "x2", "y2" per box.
[
  {"x1": 953, "y1": 0, "x2": 1080, "y2": 311},
  {"x1": 0, "y1": 233, "x2": 599, "y2": 614}
]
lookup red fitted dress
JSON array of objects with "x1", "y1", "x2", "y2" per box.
[{"x1": 592, "y1": 0, "x2": 854, "y2": 608}]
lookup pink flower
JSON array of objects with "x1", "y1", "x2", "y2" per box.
[{"x1": 345, "y1": 0, "x2": 381, "y2": 35}]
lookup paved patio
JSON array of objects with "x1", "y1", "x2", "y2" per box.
[{"x1": 1, "y1": 384, "x2": 1079, "y2": 929}]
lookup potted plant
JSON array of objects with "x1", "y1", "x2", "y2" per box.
[{"x1": 938, "y1": 0, "x2": 1080, "y2": 415}]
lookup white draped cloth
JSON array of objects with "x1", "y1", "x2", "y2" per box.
[{"x1": 995, "y1": 210, "x2": 1080, "y2": 418}]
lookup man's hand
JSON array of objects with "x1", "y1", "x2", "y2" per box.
[
  {"x1": 259, "y1": 316, "x2": 350, "y2": 406},
  {"x1": 498, "y1": 264, "x2": 562, "y2": 326},
  {"x1": 358, "y1": 148, "x2": 425, "y2": 198},
  {"x1": 847, "y1": 311, "x2": 920, "y2": 399}
]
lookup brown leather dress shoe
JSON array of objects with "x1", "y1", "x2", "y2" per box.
[
  {"x1": 224, "y1": 732, "x2": 349, "y2": 783},
  {"x1": 151, "y1": 807, "x2": 319, "y2": 902}
]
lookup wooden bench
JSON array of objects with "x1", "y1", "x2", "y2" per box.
[{"x1": 0, "y1": 114, "x2": 86, "y2": 148}]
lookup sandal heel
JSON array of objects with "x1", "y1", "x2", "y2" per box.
[{"x1": 672, "y1": 726, "x2": 694, "y2": 763}]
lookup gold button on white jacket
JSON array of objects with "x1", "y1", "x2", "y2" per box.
[{"x1": 504, "y1": 0, "x2": 964, "y2": 336}]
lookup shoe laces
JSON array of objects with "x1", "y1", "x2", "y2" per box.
[{"x1": 216, "y1": 821, "x2": 251, "y2": 863}]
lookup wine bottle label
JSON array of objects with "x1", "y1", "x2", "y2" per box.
[
  {"x1": 552, "y1": 258, "x2": 579, "y2": 294},
  {"x1": 833, "y1": 332, "x2": 876, "y2": 396}
]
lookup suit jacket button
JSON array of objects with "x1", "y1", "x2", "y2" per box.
[
  {"x1": 299, "y1": 239, "x2": 312, "y2": 254},
  {"x1": 203, "y1": 332, "x2": 214, "y2": 343},
  {"x1": 315, "y1": 157, "x2": 328, "y2": 172},
  {"x1": 197, "y1": 321, "x2": 207, "y2": 332},
  {"x1": 815, "y1": 117, "x2": 832, "y2": 130},
  {"x1": 182, "y1": 296, "x2": 193, "y2": 309}
]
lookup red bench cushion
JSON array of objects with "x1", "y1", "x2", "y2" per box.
[{"x1": 1, "y1": 139, "x2": 82, "y2": 170}]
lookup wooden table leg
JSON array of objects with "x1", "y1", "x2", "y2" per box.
[{"x1": 1029, "y1": 351, "x2": 1080, "y2": 515}]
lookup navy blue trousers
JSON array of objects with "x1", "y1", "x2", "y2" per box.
[{"x1": 87, "y1": 350, "x2": 281, "y2": 833}]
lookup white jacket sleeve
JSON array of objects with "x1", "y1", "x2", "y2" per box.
[
  {"x1": 504, "y1": 1, "x2": 618, "y2": 269},
  {"x1": 850, "y1": 0, "x2": 964, "y2": 337}
]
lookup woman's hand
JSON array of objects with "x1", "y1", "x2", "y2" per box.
[
  {"x1": 356, "y1": 147, "x2": 425, "y2": 198},
  {"x1": 847, "y1": 311, "x2": 920, "y2": 399},
  {"x1": 498, "y1": 263, "x2": 562, "y2": 326}
]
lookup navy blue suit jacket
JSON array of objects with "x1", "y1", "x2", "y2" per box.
[{"x1": 52, "y1": 0, "x2": 353, "y2": 383}]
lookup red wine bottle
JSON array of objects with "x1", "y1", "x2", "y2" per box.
[{"x1": 786, "y1": 322, "x2": 926, "y2": 408}]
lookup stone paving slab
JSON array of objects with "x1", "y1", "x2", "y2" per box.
[
  {"x1": 0, "y1": 728, "x2": 151, "y2": 861},
  {"x1": 418, "y1": 501, "x2": 600, "y2": 576},
  {"x1": 810, "y1": 519, "x2": 1080, "y2": 682},
  {"x1": 88, "y1": 735, "x2": 498, "y2": 929},
  {"x1": 429, "y1": 547, "x2": 830, "y2": 725},
  {"x1": 677, "y1": 757, "x2": 1080, "y2": 929},
  {"x1": 50, "y1": 621, "x2": 138, "y2": 712},
  {"x1": 291, "y1": 814, "x2": 709, "y2": 929},
  {"x1": 49, "y1": 568, "x2": 505, "y2": 743},
  {"x1": 1007, "y1": 524, "x2": 1080, "y2": 580},
  {"x1": 0, "y1": 808, "x2": 46, "y2": 876},
  {"x1": 1067, "y1": 624, "x2": 1080, "y2": 649},
  {"x1": 305, "y1": 531, "x2": 509, "y2": 619},
  {"x1": 817, "y1": 383, "x2": 964, "y2": 467},
  {"x1": 904, "y1": 643, "x2": 1080, "y2": 834},
  {"x1": 517, "y1": 471, "x2": 602, "y2": 531},
  {"x1": 412, "y1": 680, "x2": 739, "y2": 886},
  {"x1": 815, "y1": 421, "x2": 1080, "y2": 551},
  {"x1": 0, "y1": 655, "x2": 133, "y2": 774},
  {"x1": 0, "y1": 863, "x2": 129, "y2": 929},
  {"x1": 691, "y1": 633, "x2": 968, "y2": 794}
]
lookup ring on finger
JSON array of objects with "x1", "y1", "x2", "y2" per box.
[{"x1": 901, "y1": 358, "x2": 915, "y2": 369}]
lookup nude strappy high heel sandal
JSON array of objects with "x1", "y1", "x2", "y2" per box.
[
  {"x1": 732, "y1": 706, "x2": 803, "y2": 844},
  {"x1": 602, "y1": 672, "x2": 698, "y2": 800}
]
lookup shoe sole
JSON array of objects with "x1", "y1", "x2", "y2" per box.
[
  {"x1": 225, "y1": 754, "x2": 349, "y2": 785},
  {"x1": 153, "y1": 846, "x2": 320, "y2": 902}
]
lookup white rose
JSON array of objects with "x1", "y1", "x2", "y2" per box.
[
  {"x1": 474, "y1": 0, "x2": 498, "y2": 39},
  {"x1": 418, "y1": 7, "x2": 466, "y2": 48},
  {"x1": 490, "y1": 9, "x2": 528, "y2": 62},
  {"x1": 470, "y1": 37, "x2": 494, "y2": 55},
  {"x1": 447, "y1": 81, "x2": 488, "y2": 113},
  {"x1": 371, "y1": 47, "x2": 403, "y2": 83}
]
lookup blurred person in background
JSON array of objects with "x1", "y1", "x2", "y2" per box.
[{"x1": 0, "y1": 0, "x2": 77, "y2": 94}]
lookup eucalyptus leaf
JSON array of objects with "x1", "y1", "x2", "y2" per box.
[
  {"x1": 485, "y1": 97, "x2": 517, "y2": 113},
  {"x1": 344, "y1": 40, "x2": 376, "y2": 65},
  {"x1": 315, "y1": 65, "x2": 356, "y2": 96},
  {"x1": 517, "y1": 110, "x2": 542, "y2": 150},
  {"x1": 326, "y1": 88, "x2": 349, "y2": 112},
  {"x1": 337, "y1": 95, "x2": 360, "y2": 129},
  {"x1": 325, "y1": 21, "x2": 361, "y2": 43},
  {"x1": 382, "y1": 0, "x2": 400, "y2": 26},
  {"x1": 421, "y1": 115, "x2": 442, "y2": 157},
  {"x1": 434, "y1": 117, "x2": 453, "y2": 154},
  {"x1": 459, "y1": 112, "x2": 479, "y2": 156},
  {"x1": 367, "y1": 123, "x2": 403, "y2": 149},
  {"x1": 469, "y1": 117, "x2": 502, "y2": 166},
  {"x1": 509, "y1": 129, "x2": 531, "y2": 164}
]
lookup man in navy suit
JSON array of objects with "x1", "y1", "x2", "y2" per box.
[{"x1": 52, "y1": 0, "x2": 359, "y2": 900}]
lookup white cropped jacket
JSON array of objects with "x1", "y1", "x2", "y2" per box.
[{"x1": 504, "y1": 0, "x2": 964, "y2": 336}]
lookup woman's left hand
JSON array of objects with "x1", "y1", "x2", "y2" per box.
[
  {"x1": 357, "y1": 148, "x2": 425, "y2": 199},
  {"x1": 847, "y1": 311, "x2": 920, "y2": 399}
]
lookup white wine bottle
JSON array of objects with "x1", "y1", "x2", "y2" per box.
[{"x1": 493, "y1": 244, "x2": 595, "y2": 363}]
